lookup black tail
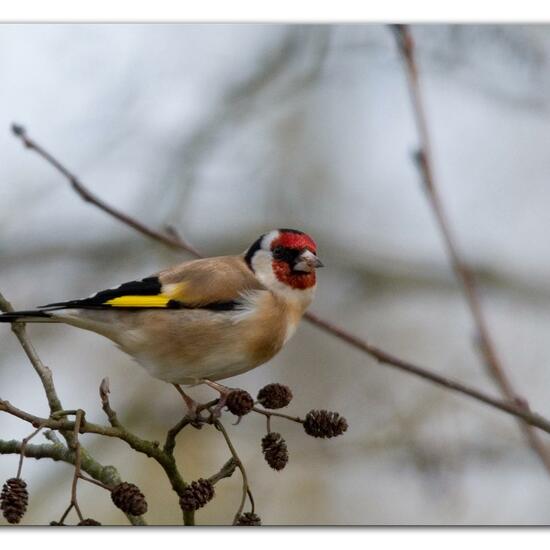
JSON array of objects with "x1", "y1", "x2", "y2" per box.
[{"x1": 0, "y1": 310, "x2": 54, "y2": 323}]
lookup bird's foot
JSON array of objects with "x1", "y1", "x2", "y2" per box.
[
  {"x1": 200, "y1": 379, "x2": 234, "y2": 421},
  {"x1": 173, "y1": 384, "x2": 210, "y2": 428}
]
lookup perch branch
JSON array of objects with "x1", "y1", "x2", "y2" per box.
[
  {"x1": 392, "y1": 24, "x2": 550, "y2": 472},
  {"x1": 163, "y1": 399, "x2": 219, "y2": 455},
  {"x1": 0, "y1": 290, "x2": 148, "y2": 525},
  {"x1": 95, "y1": 383, "x2": 195, "y2": 525},
  {"x1": 11, "y1": 123, "x2": 550, "y2": 442},
  {"x1": 1, "y1": 395, "x2": 195, "y2": 524}
]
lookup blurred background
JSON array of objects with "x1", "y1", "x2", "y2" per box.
[{"x1": 2, "y1": 23, "x2": 550, "y2": 525}]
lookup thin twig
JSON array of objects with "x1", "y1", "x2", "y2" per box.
[
  {"x1": 391, "y1": 24, "x2": 550, "y2": 473},
  {"x1": 99, "y1": 378, "x2": 121, "y2": 428},
  {"x1": 11, "y1": 124, "x2": 201, "y2": 258},
  {"x1": 69, "y1": 409, "x2": 85, "y2": 521},
  {"x1": 213, "y1": 420, "x2": 254, "y2": 522},
  {"x1": 163, "y1": 416, "x2": 193, "y2": 455},
  {"x1": 57, "y1": 502, "x2": 74, "y2": 525},
  {"x1": 208, "y1": 458, "x2": 238, "y2": 486},
  {"x1": 78, "y1": 473, "x2": 112, "y2": 492},
  {"x1": 11, "y1": 125, "x2": 550, "y2": 443},
  {"x1": 0, "y1": 291, "x2": 63, "y2": 414},
  {"x1": 16, "y1": 424, "x2": 45, "y2": 478},
  {"x1": 0, "y1": 289, "x2": 147, "y2": 525},
  {"x1": 0, "y1": 437, "x2": 146, "y2": 525},
  {"x1": 252, "y1": 407, "x2": 303, "y2": 425},
  {"x1": 43, "y1": 430, "x2": 62, "y2": 445},
  {"x1": 164, "y1": 399, "x2": 219, "y2": 454}
]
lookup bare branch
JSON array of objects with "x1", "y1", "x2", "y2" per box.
[
  {"x1": 208, "y1": 458, "x2": 238, "y2": 486},
  {"x1": 0, "y1": 396, "x2": 196, "y2": 523},
  {"x1": 163, "y1": 399, "x2": 218, "y2": 455},
  {"x1": 69, "y1": 410, "x2": 85, "y2": 522},
  {"x1": 0, "y1": 291, "x2": 62, "y2": 414},
  {"x1": 11, "y1": 124, "x2": 550, "y2": 443},
  {"x1": 16, "y1": 424, "x2": 45, "y2": 479},
  {"x1": 213, "y1": 420, "x2": 254, "y2": 523},
  {"x1": 391, "y1": 24, "x2": 550, "y2": 473},
  {"x1": 0, "y1": 437, "x2": 146, "y2": 525},
  {"x1": 0, "y1": 291, "x2": 181, "y2": 525},
  {"x1": 11, "y1": 124, "x2": 201, "y2": 257},
  {"x1": 251, "y1": 407, "x2": 303, "y2": 425},
  {"x1": 99, "y1": 378, "x2": 121, "y2": 429}
]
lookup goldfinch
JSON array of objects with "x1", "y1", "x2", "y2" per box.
[{"x1": 1, "y1": 229, "x2": 322, "y2": 394}]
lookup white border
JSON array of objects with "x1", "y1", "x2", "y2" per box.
[
  {"x1": 2, "y1": 0, "x2": 550, "y2": 22},
  {"x1": 2, "y1": 528, "x2": 550, "y2": 550},
  {"x1": 2, "y1": 2, "x2": 550, "y2": 543}
]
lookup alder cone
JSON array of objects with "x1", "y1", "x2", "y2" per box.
[
  {"x1": 257, "y1": 384, "x2": 293, "y2": 409},
  {"x1": 1, "y1": 478, "x2": 28, "y2": 524},
  {"x1": 235, "y1": 512, "x2": 262, "y2": 526},
  {"x1": 111, "y1": 482, "x2": 148, "y2": 516},
  {"x1": 261, "y1": 432, "x2": 289, "y2": 471},
  {"x1": 78, "y1": 518, "x2": 102, "y2": 526},
  {"x1": 179, "y1": 479, "x2": 215, "y2": 512},
  {"x1": 226, "y1": 390, "x2": 254, "y2": 416},
  {"x1": 303, "y1": 410, "x2": 348, "y2": 439}
]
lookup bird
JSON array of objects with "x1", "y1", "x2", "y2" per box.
[{"x1": 0, "y1": 228, "x2": 323, "y2": 411}]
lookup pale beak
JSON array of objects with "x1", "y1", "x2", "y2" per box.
[{"x1": 293, "y1": 250, "x2": 324, "y2": 272}]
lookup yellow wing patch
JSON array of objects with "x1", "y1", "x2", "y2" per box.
[
  {"x1": 104, "y1": 282, "x2": 188, "y2": 308},
  {"x1": 104, "y1": 295, "x2": 171, "y2": 308}
]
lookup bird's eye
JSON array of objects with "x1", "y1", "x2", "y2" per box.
[{"x1": 272, "y1": 246, "x2": 285, "y2": 260}]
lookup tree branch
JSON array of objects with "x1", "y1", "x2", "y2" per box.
[
  {"x1": 0, "y1": 437, "x2": 146, "y2": 525},
  {"x1": 391, "y1": 24, "x2": 550, "y2": 473},
  {"x1": 11, "y1": 123, "x2": 550, "y2": 445},
  {"x1": 0, "y1": 289, "x2": 149, "y2": 525},
  {"x1": 213, "y1": 420, "x2": 254, "y2": 523},
  {"x1": 11, "y1": 124, "x2": 201, "y2": 258},
  {"x1": 0, "y1": 291, "x2": 62, "y2": 414},
  {"x1": 208, "y1": 458, "x2": 238, "y2": 486}
]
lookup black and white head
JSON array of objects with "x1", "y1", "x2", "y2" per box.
[{"x1": 245, "y1": 229, "x2": 323, "y2": 300}]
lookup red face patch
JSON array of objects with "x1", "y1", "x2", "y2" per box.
[
  {"x1": 271, "y1": 231, "x2": 317, "y2": 253},
  {"x1": 271, "y1": 230, "x2": 318, "y2": 290},
  {"x1": 272, "y1": 261, "x2": 316, "y2": 290}
]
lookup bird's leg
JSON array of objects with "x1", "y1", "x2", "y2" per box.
[
  {"x1": 172, "y1": 384, "x2": 198, "y2": 416},
  {"x1": 200, "y1": 379, "x2": 234, "y2": 420},
  {"x1": 202, "y1": 379, "x2": 232, "y2": 395}
]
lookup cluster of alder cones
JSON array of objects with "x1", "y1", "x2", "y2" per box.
[
  {"x1": 225, "y1": 383, "x2": 348, "y2": 472},
  {"x1": 1, "y1": 383, "x2": 347, "y2": 526},
  {"x1": 0, "y1": 478, "x2": 146, "y2": 526}
]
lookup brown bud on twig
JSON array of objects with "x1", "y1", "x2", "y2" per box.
[
  {"x1": 1, "y1": 478, "x2": 29, "y2": 524},
  {"x1": 78, "y1": 518, "x2": 102, "y2": 526},
  {"x1": 226, "y1": 390, "x2": 254, "y2": 416},
  {"x1": 261, "y1": 432, "x2": 289, "y2": 471},
  {"x1": 111, "y1": 482, "x2": 148, "y2": 516},
  {"x1": 179, "y1": 478, "x2": 215, "y2": 512},
  {"x1": 303, "y1": 410, "x2": 348, "y2": 439},
  {"x1": 11, "y1": 123, "x2": 26, "y2": 138},
  {"x1": 257, "y1": 384, "x2": 293, "y2": 409},
  {"x1": 235, "y1": 512, "x2": 262, "y2": 526}
]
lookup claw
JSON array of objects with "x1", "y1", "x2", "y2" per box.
[{"x1": 208, "y1": 393, "x2": 229, "y2": 421}]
